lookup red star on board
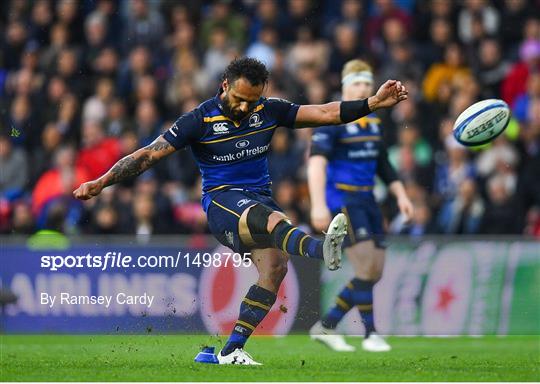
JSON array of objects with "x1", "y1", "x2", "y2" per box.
[{"x1": 435, "y1": 283, "x2": 456, "y2": 312}]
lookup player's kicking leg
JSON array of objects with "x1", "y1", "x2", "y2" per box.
[
  {"x1": 237, "y1": 204, "x2": 347, "y2": 270},
  {"x1": 217, "y1": 204, "x2": 348, "y2": 365}
]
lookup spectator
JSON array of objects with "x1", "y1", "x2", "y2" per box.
[
  {"x1": 323, "y1": 0, "x2": 365, "y2": 39},
  {"x1": 286, "y1": 25, "x2": 329, "y2": 77},
  {"x1": 29, "y1": 0, "x2": 53, "y2": 46},
  {"x1": 423, "y1": 42, "x2": 470, "y2": 103},
  {"x1": 104, "y1": 98, "x2": 131, "y2": 137},
  {"x1": 117, "y1": 45, "x2": 152, "y2": 99},
  {"x1": 524, "y1": 207, "x2": 540, "y2": 237},
  {"x1": 56, "y1": 0, "x2": 84, "y2": 45},
  {"x1": 82, "y1": 77, "x2": 115, "y2": 124},
  {"x1": 474, "y1": 38, "x2": 511, "y2": 99},
  {"x1": 281, "y1": 0, "x2": 319, "y2": 44},
  {"x1": 130, "y1": 193, "x2": 165, "y2": 239},
  {"x1": 513, "y1": 73, "x2": 540, "y2": 123},
  {"x1": 83, "y1": 11, "x2": 109, "y2": 70},
  {"x1": 502, "y1": 39, "x2": 540, "y2": 107},
  {"x1": 6, "y1": 95, "x2": 35, "y2": 149},
  {"x1": 4, "y1": 67, "x2": 43, "y2": 101},
  {"x1": 30, "y1": 122, "x2": 63, "y2": 184},
  {"x1": 366, "y1": 0, "x2": 412, "y2": 55},
  {"x1": 91, "y1": 47, "x2": 120, "y2": 78},
  {"x1": 248, "y1": 0, "x2": 286, "y2": 45},
  {"x1": 434, "y1": 136, "x2": 476, "y2": 203},
  {"x1": 437, "y1": 178, "x2": 484, "y2": 234},
  {"x1": 246, "y1": 26, "x2": 278, "y2": 70},
  {"x1": 169, "y1": 20, "x2": 197, "y2": 57},
  {"x1": 11, "y1": 202, "x2": 35, "y2": 235},
  {"x1": 0, "y1": 133, "x2": 28, "y2": 199},
  {"x1": 390, "y1": 201, "x2": 435, "y2": 236},
  {"x1": 134, "y1": 100, "x2": 161, "y2": 146},
  {"x1": 56, "y1": 48, "x2": 85, "y2": 97},
  {"x1": 200, "y1": 1, "x2": 245, "y2": 49},
  {"x1": 264, "y1": 50, "x2": 300, "y2": 100},
  {"x1": 327, "y1": 23, "x2": 362, "y2": 89},
  {"x1": 123, "y1": 0, "x2": 165, "y2": 53},
  {"x1": 480, "y1": 174, "x2": 520, "y2": 234},
  {"x1": 378, "y1": 41, "x2": 423, "y2": 84},
  {"x1": 56, "y1": 93, "x2": 81, "y2": 144},
  {"x1": 90, "y1": 203, "x2": 121, "y2": 234},
  {"x1": 32, "y1": 145, "x2": 88, "y2": 220},
  {"x1": 76, "y1": 120, "x2": 121, "y2": 180},
  {"x1": 418, "y1": 17, "x2": 454, "y2": 68},
  {"x1": 388, "y1": 124, "x2": 433, "y2": 184},
  {"x1": 4, "y1": 20, "x2": 29, "y2": 70},
  {"x1": 203, "y1": 26, "x2": 238, "y2": 86},
  {"x1": 500, "y1": 0, "x2": 532, "y2": 54},
  {"x1": 413, "y1": 0, "x2": 455, "y2": 44},
  {"x1": 457, "y1": 0, "x2": 499, "y2": 45},
  {"x1": 476, "y1": 137, "x2": 519, "y2": 182},
  {"x1": 40, "y1": 23, "x2": 70, "y2": 71}
]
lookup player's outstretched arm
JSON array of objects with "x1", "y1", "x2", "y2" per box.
[
  {"x1": 294, "y1": 80, "x2": 408, "y2": 128},
  {"x1": 73, "y1": 135, "x2": 176, "y2": 200}
]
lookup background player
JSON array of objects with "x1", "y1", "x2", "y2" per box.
[
  {"x1": 308, "y1": 59, "x2": 414, "y2": 352},
  {"x1": 74, "y1": 58, "x2": 408, "y2": 364}
]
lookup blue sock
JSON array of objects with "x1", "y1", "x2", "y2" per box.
[
  {"x1": 321, "y1": 279, "x2": 355, "y2": 329},
  {"x1": 271, "y1": 221, "x2": 323, "y2": 259},
  {"x1": 354, "y1": 279, "x2": 376, "y2": 337},
  {"x1": 221, "y1": 285, "x2": 276, "y2": 356},
  {"x1": 321, "y1": 278, "x2": 375, "y2": 331}
]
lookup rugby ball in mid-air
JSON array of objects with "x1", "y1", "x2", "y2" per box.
[{"x1": 453, "y1": 99, "x2": 511, "y2": 146}]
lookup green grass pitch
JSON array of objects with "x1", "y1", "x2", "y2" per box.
[{"x1": 1, "y1": 335, "x2": 539, "y2": 381}]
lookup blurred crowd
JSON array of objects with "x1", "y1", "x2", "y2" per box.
[{"x1": 1, "y1": 0, "x2": 540, "y2": 239}]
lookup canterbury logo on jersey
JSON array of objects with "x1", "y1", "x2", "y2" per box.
[{"x1": 213, "y1": 122, "x2": 229, "y2": 134}]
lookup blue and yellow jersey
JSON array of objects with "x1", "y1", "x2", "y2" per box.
[
  {"x1": 310, "y1": 114, "x2": 397, "y2": 212},
  {"x1": 163, "y1": 93, "x2": 299, "y2": 212}
]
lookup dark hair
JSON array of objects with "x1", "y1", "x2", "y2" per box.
[{"x1": 222, "y1": 57, "x2": 269, "y2": 86}]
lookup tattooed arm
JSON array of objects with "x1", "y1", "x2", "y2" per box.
[{"x1": 73, "y1": 136, "x2": 176, "y2": 200}]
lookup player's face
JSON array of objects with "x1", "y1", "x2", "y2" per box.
[
  {"x1": 221, "y1": 78, "x2": 264, "y2": 121},
  {"x1": 343, "y1": 80, "x2": 374, "y2": 101}
]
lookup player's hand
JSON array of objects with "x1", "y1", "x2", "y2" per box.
[
  {"x1": 311, "y1": 204, "x2": 332, "y2": 232},
  {"x1": 73, "y1": 180, "x2": 104, "y2": 200},
  {"x1": 397, "y1": 196, "x2": 414, "y2": 223},
  {"x1": 369, "y1": 80, "x2": 408, "y2": 110}
]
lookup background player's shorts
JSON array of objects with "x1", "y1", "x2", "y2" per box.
[
  {"x1": 206, "y1": 187, "x2": 283, "y2": 254},
  {"x1": 331, "y1": 192, "x2": 386, "y2": 249}
]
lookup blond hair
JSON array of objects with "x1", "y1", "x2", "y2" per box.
[{"x1": 341, "y1": 59, "x2": 373, "y2": 80}]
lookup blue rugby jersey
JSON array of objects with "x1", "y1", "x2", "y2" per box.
[
  {"x1": 163, "y1": 93, "x2": 299, "y2": 212},
  {"x1": 310, "y1": 114, "x2": 397, "y2": 211}
]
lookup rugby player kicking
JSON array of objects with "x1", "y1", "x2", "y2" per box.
[{"x1": 74, "y1": 57, "x2": 408, "y2": 365}]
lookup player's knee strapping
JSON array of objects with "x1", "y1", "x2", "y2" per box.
[
  {"x1": 246, "y1": 204, "x2": 323, "y2": 258},
  {"x1": 245, "y1": 203, "x2": 275, "y2": 247}
]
